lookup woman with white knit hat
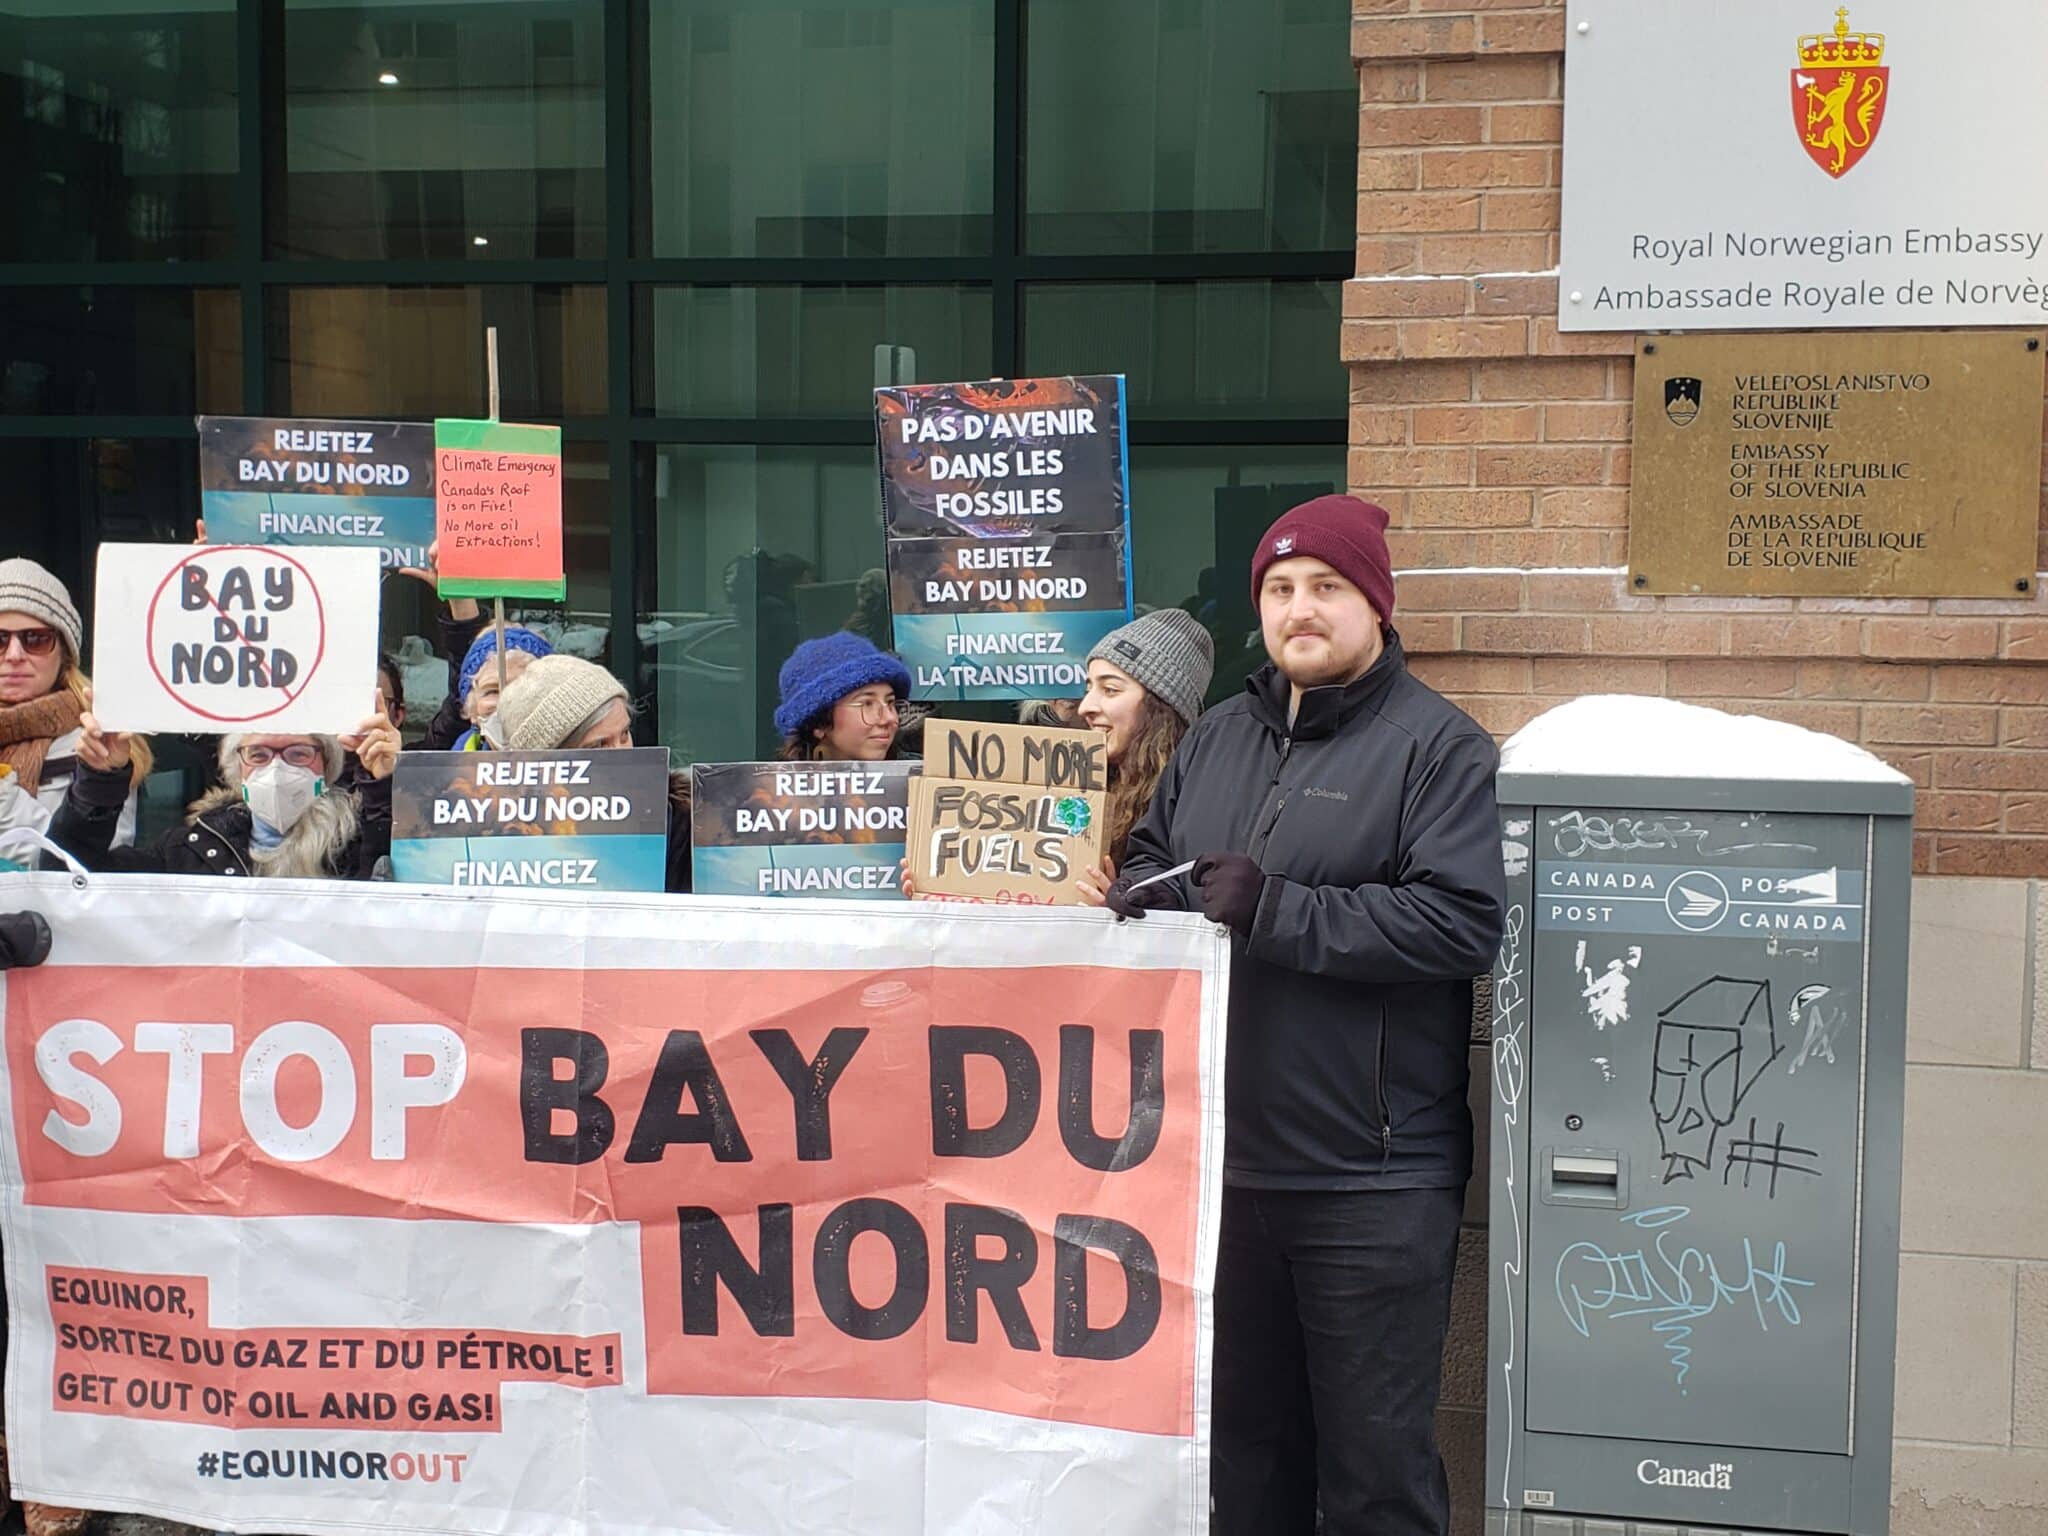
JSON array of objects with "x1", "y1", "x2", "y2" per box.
[
  {"x1": 0, "y1": 557, "x2": 151, "y2": 853},
  {"x1": 495, "y1": 654, "x2": 694, "y2": 892},
  {"x1": 0, "y1": 560, "x2": 152, "y2": 1536}
]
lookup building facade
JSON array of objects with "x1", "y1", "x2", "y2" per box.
[
  {"x1": 6, "y1": 0, "x2": 2046, "y2": 1532},
  {"x1": 1346, "y1": 5, "x2": 2048, "y2": 1532}
]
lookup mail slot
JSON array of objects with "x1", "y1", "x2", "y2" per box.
[
  {"x1": 1485, "y1": 696, "x2": 1911, "y2": 1536},
  {"x1": 1541, "y1": 1150, "x2": 1627, "y2": 1210}
]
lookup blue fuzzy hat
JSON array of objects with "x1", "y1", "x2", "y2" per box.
[
  {"x1": 459, "y1": 626, "x2": 554, "y2": 699},
  {"x1": 773, "y1": 632, "x2": 912, "y2": 740}
]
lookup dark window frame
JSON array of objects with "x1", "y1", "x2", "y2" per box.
[{"x1": 0, "y1": 0, "x2": 1351, "y2": 739}]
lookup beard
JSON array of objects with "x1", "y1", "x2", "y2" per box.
[{"x1": 1268, "y1": 627, "x2": 1380, "y2": 690}]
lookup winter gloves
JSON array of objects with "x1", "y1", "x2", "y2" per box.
[
  {"x1": 1191, "y1": 853, "x2": 1265, "y2": 933},
  {"x1": 1104, "y1": 873, "x2": 1181, "y2": 921},
  {"x1": 0, "y1": 912, "x2": 51, "y2": 970},
  {"x1": 1105, "y1": 853, "x2": 1266, "y2": 934}
]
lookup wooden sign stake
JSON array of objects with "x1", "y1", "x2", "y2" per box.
[{"x1": 485, "y1": 325, "x2": 507, "y2": 706}]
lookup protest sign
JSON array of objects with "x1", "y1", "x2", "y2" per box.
[
  {"x1": 1, "y1": 873, "x2": 1226, "y2": 1536},
  {"x1": 921, "y1": 718, "x2": 1107, "y2": 792},
  {"x1": 875, "y1": 376, "x2": 1133, "y2": 703},
  {"x1": 432, "y1": 419, "x2": 565, "y2": 601},
  {"x1": 89, "y1": 543, "x2": 381, "y2": 735},
  {"x1": 691, "y1": 760, "x2": 916, "y2": 900},
  {"x1": 198, "y1": 417, "x2": 436, "y2": 572},
  {"x1": 390, "y1": 748, "x2": 673, "y2": 893},
  {"x1": 907, "y1": 719, "x2": 1107, "y2": 905}
]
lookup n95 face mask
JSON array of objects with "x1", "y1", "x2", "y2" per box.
[{"x1": 242, "y1": 760, "x2": 324, "y2": 833}]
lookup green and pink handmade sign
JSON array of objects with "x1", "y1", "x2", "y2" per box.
[{"x1": 432, "y1": 418, "x2": 565, "y2": 600}]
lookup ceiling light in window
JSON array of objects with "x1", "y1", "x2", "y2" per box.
[
  {"x1": 377, "y1": 71, "x2": 400, "y2": 86},
  {"x1": 471, "y1": 235, "x2": 490, "y2": 247}
]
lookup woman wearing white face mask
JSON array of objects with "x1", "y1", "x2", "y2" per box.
[{"x1": 44, "y1": 713, "x2": 398, "y2": 879}]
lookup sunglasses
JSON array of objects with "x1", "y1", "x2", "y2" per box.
[
  {"x1": 239, "y1": 743, "x2": 324, "y2": 770},
  {"x1": 0, "y1": 626, "x2": 59, "y2": 658}
]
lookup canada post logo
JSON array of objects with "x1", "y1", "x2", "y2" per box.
[{"x1": 1794, "y1": 8, "x2": 1889, "y2": 178}]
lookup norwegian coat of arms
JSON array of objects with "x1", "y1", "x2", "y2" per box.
[{"x1": 1794, "y1": 8, "x2": 1889, "y2": 178}]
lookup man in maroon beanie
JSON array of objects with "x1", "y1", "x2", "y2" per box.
[{"x1": 1109, "y1": 493, "x2": 1505, "y2": 1536}]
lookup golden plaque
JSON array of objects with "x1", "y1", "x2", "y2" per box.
[{"x1": 1629, "y1": 330, "x2": 2045, "y2": 597}]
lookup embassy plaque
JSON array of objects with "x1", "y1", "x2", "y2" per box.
[{"x1": 1629, "y1": 330, "x2": 2045, "y2": 597}]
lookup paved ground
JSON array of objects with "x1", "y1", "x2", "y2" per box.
[{"x1": 4, "y1": 1516, "x2": 215, "y2": 1536}]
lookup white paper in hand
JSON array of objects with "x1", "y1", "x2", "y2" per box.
[
  {"x1": 90, "y1": 543, "x2": 382, "y2": 735},
  {"x1": 1123, "y1": 859, "x2": 1197, "y2": 895}
]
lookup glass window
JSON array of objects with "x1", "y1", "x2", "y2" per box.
[
  {"x1": 269, "y1": 284, "x2": 605, "y2": 420},
  {"x1": 0, "y1": 434, "x2": 197, "y2": 611},
  {"x1": 0, "y1": 287, "x2": 239, "y2": 414},
  {"x1": 636, "y1": 444, "x2": 887, "y2": 763},
  {"x1": 634, "y1": 285, "x2": 990, "y2": 418},
  {"x1": 278, "y1": 0, "x2": 605, "y2": 260},
  {"x1": 640, "y1": 0, "x2": 993, "y2": 257},
  {"x1": 1022, "y1": 280, "x2": 1344, "y2": 420},
  {"x1": 1027, "y1": 0, "x2": 1355, "y2": 255},
  {"x1": 1128, "y1": 446, "x2": 1341, "y2": 705},
  {"x1": 0, "y1": 2, "x2": 238, "y2": 262}
]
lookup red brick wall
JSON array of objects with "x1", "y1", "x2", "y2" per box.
[{"x1": 1349, "y1": 0, "x2": 2048, "y2": 876}]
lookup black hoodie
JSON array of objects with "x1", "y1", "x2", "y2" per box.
[{"x1": 1119, "y1": 634, "x2": 1506, "y2": 1190}]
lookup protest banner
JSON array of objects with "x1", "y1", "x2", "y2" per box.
[
  {"x1": 875, "y1": 376, "x2": 1133, "y2": 703},
  {"x1": 89, "y1": 542, "x2": 382, "y2": 735},
  {"x1": 0, "y1": 873, "x2": 1227, "y2": 1536},
  {"x1": 691, "y1": 760, "x2": 916, "y2": 900},
  {"x1": 432, "y1": 419, "x2": 565, "y2": 601},
  {"x1": 390, "y1": 748, "x2": 673, "y2": 893},
  {"x1": 907, "y1": 719, "x2": 1107, "y2": 905},
  {"x1": 198, "y1": 417, "x2": 436, "y2": 572}
]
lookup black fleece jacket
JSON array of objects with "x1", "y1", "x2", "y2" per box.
[
  {"x1": 1120, "y1": 634, "x2": 1506, "y2": 1190},
  {"x1": 45, "y1": 761, "x2": 390, "y2": 881}
]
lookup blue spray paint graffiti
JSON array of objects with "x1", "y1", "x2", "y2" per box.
[{"x1": 1554, "y1": 1205, "x2": 1816, "y2": 1394}]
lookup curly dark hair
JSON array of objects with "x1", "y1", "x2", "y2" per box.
[{"x1": 1103, "y1": 693, "x2": 1188, "y2": 867}]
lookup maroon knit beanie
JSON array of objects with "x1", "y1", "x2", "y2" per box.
[{"x1": 1249, "y1": 494, "x2": 1397, "y2": 622}]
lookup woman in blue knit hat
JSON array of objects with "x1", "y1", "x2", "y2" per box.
[
  {"x1": 449, "y1": 626, "x2": 554, "y2": 750},
  {"x1": 773, "y1": 632, "x2": 913, "y2": 762}
]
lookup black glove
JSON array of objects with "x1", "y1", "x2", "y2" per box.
[
  {"x1": 1192, "y1": 853, "x2": 1266, "y2": 934},
  {"x1": 1104, "y1": 874, "x2": 1180, "y2": 923},
  {"x1": 0, "y1": 912, "x2": 52, "y2": 971}
]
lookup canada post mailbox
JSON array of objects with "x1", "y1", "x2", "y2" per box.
[{"x1": 1485, "y1": 697, "x2": 1913, "y2": 1536}]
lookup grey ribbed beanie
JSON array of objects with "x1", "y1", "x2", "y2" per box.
[
  {"x1": 498, "y1": 654, "x2": 628, "y2": 751},
  {"x1": 1087, "y1": 609, "x2": 1215, "y2": 727},
  {"x1": 0, "y1": 558, "x2": 83, "y2": 661}
]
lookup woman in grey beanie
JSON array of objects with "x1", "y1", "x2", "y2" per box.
[{"x1": 1073, "y1": 607, "x2": 1215, "y2": 904}]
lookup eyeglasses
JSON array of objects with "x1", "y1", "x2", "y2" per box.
[
  {"x1": 239, "y1": 743, "x2": 324, "y2": 770},
  {"x1": 0, "y1": 626, "x2": 58, "y2": 658},
  {"x1": 846, "y1": 696, "x2": 900, "y2": 725}
]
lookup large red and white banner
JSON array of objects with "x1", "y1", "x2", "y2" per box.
[{"x1": 0, "y1": 874, "x2": 1228, "y2": 1535}]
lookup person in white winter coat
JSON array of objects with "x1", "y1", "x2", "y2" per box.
[{"x1": 0, "y1": 558, "x2": 149, "y2": 851}]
